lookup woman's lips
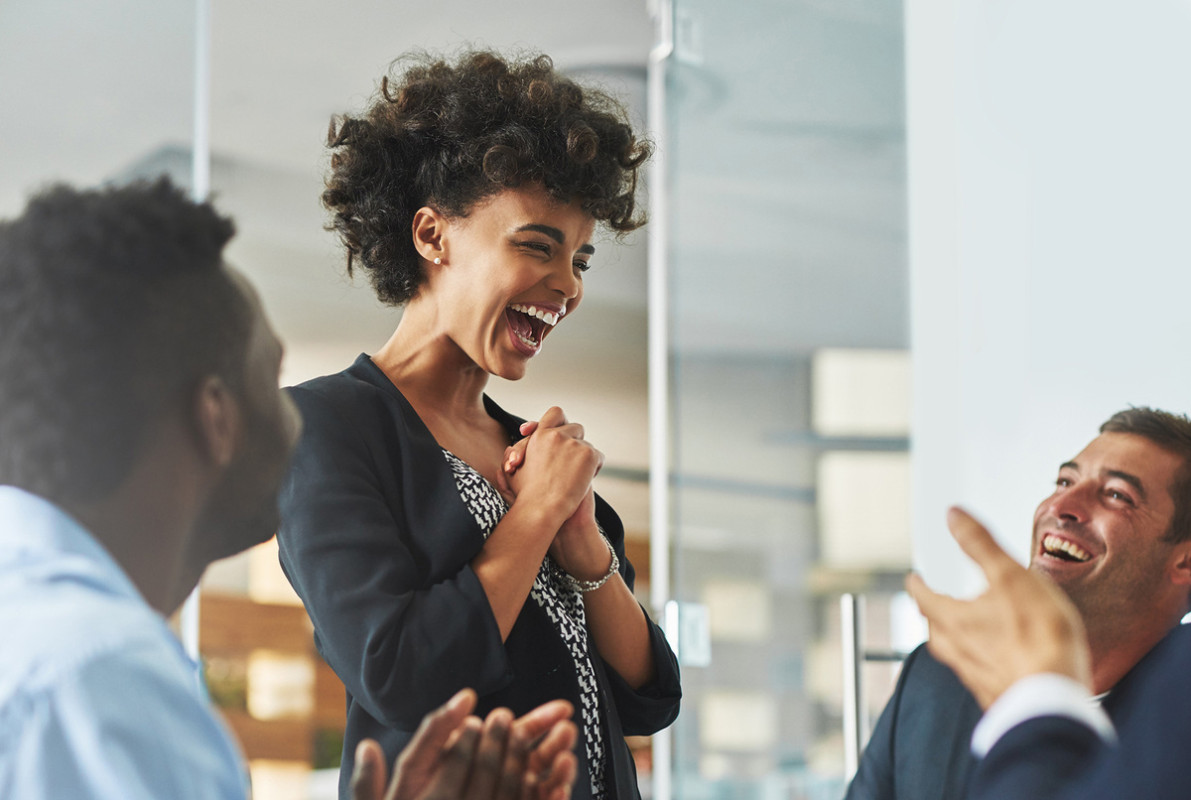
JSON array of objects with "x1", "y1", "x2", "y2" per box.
[
  {"x1": 504, "y1": 302, "x2": 565, "y2": 357},
  {"x1": 505, "y1": 307, "x2": 542, "y2": 356}
]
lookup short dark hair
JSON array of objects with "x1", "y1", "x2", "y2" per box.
[
  {"x1": 1100, "y1": 407, "x2": 1191, "y2": 543},
  {"x1": 0, "y1": 178, "x2": 250, "y2": 506},
  {"x1": 322, "y1": 49, "x2": 652, "y2": 305}
]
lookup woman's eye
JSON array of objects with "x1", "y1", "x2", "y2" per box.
[
  {"x1": 518, "y1": 241, "x2": 551, "y2": 255},
  {"x1": 573, "y1": 260, "x2": 590, "y2": 273}
]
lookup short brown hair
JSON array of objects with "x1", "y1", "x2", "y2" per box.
[{"x1": 1100, "y1": 407, "x2": 1191, "y2": 543}]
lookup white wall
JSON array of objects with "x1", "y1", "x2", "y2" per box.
[{"x1": 908, "y1": 0, "x2": 1191, "y2": 594}]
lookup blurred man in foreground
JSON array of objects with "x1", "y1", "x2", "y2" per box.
[{"x1": 0, "y1": 179, "x2": 575, "y2": 800}]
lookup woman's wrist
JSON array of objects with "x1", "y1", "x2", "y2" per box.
[
  {"x1": 562, "y1": 534, "x2": 619, "y2": 592},
  {"x1": 508, "y1": 489, "x2": 573, "y2": 531}
]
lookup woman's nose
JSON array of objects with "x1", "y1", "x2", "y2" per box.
[{"x1": 547, "y1": 263, "x2": 582, "y2": 300}]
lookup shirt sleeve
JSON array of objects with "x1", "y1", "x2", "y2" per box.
[
  {"x1": 277, "y1": 383, "x2": 510, "y2": 730},
  {"x1": 9, "y1": 644, "x2": 247, "y2": 800},
  {"x1": 971, "y1": 673, "x2": 1116, "y2": 757}
]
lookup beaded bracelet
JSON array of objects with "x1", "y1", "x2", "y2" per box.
[{"x1": 564, "y1": 534, "x2": 620, "y2": 593}]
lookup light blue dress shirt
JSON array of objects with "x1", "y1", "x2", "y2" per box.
[{"x1": 0, "y1": 486, "x2": 249, "y2": 799}]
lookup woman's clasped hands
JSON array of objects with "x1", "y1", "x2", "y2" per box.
[{"x1": 495, "y1": 407, "x2": 613, "y2": 583}]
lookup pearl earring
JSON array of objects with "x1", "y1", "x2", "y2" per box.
[{"x1": 433, "y1": 257, "x2": 442, "y2": 265}]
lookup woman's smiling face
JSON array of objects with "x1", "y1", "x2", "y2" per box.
[{"x1": 418, "y1": 184, "x2": 596, "y2": 380}]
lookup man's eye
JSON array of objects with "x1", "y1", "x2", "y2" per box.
[
  {"x1": 1106, "y1": 489, "x2": 1135, "y2": 505},
  {"x1": 1056, "y1": 477, "x2": 1071, "y2": 487}
]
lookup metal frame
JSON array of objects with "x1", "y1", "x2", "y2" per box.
[
  {"x1": 647, "y1": 0, "x2": 675, "y2": 796},
  {"x1": 842, "y1": 593, "x2": 911, "y2": 779}
]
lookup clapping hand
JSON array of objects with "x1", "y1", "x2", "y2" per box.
[{"x1": 350, "y1": 689, "x2": 578, "y2": 800}]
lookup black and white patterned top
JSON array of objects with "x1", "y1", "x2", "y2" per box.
[{"x1": 442, "y1": 449, "x2": 607, "y2": 800}]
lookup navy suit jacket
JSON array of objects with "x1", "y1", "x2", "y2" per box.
[
  {"x1": 844, "y1": 644, "x2": 982, "y2": 800},
  {"x1": 845, "y1": 625, "x2": 1185, "y2": 800},
  {"x1": 972, "y1": 622, "x2": 1191, "y2": 800}
]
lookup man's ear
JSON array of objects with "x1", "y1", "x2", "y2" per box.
[
  {"x1": 412, "y1": 206, "x2": 448, "y2": 266},
  {"x1": 1168, "y1": 543, "x2": 1191, "y2": 588},
  {"x1": 194, "y1": 376, "x2": 240, "y2": 469}
]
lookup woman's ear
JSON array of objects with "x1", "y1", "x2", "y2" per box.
[
  {"x1": 193, "y1": 376, "x2": 240, "y2": 469},
  {"x1": 412, "y1": 206, "x2": 448, "y2": 266}
]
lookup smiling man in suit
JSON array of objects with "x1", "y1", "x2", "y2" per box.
[
  {"x1": 846, "y1": 407, "x2": 1191, "y2": 800},
  {"x1": 910, "y1": 502, "x2": 1191, "y2": 799}
]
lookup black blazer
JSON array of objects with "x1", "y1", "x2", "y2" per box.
[
  {"x1": 277, "y1": 355, "x2": 681, "y2": 799},
  {"x1": 845, "y1": 624, "x2": 1185, "y2": 800}
]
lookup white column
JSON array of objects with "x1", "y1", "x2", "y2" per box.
[{"x1": 908, "y1": 0, "x2": 1191, "y2": 595}]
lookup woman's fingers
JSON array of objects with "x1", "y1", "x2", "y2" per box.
[
  {"x1": 503, "y1": 439, "x2": 530, "y2": 475},
  {"x1": 536, "y1": 407, "x2": 568, "y2": 429}
]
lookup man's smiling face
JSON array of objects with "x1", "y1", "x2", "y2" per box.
[{"x1": 1030, "y1": 432, "x2": 1184, "y2": 628}]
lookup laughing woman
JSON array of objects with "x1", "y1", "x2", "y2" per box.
[{"x1": 276, "y1": 51, "x2": 681, "y2": 800}]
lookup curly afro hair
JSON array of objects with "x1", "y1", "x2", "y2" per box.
[{"x1": 322, "y1": 49, "x2": 653, "y2": 305}]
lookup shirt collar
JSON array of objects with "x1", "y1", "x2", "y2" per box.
[{"x1": 0, "y1": 485, "x2": 147, "y2": 606}]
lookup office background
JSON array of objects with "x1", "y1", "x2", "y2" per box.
[{"x1": 3, "y1": 0, "x2": 1190, "y2": 798}]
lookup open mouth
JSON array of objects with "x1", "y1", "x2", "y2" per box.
[
  {"x1": 1041, "y1": 534, "x2": 1092, "y2": 563},
  {"x1": 505, "y1": 303, "x2": 562, "y2": 352}
]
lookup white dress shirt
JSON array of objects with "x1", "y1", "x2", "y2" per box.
[{"x1": 971, "y1": 672, "x2": 1116, "y2": 757}]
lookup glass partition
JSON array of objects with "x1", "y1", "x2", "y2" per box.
[
  {"x1": 0, "y1": 0, "x2": 197, "y2": 214},
  {"x1": 658, "y1": 1, "x2": 912, "y2": 796}
]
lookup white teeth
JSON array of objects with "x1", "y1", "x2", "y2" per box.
[
  {"x1": 514, "y1": 330, "x2": 539, "y2": 348},
  {"x1": 509, "y1": 303, "x2": 561, "y2": 327},
  {"x1": 1042, "y1": 534, "x2": 1092, "y2": 563}
]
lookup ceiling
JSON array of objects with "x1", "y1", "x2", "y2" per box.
[
  {"x1": 0, "y1": 0, "x2": 908, "y2": 531},
  {"x1": 0, "y1": 0, "x2": 907, "y2": 352}
]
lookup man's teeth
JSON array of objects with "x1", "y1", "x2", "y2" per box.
[
  {"x1": 509, "y1": 303, "x2": 561, "y2": 326},
  {"x1": 1042, "y1": 534, "x2": 1092, "y2": 563}
]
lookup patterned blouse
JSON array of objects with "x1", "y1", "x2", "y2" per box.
[{"x1": 443, "y1": 449, "x2": 608, "y2": 800}]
